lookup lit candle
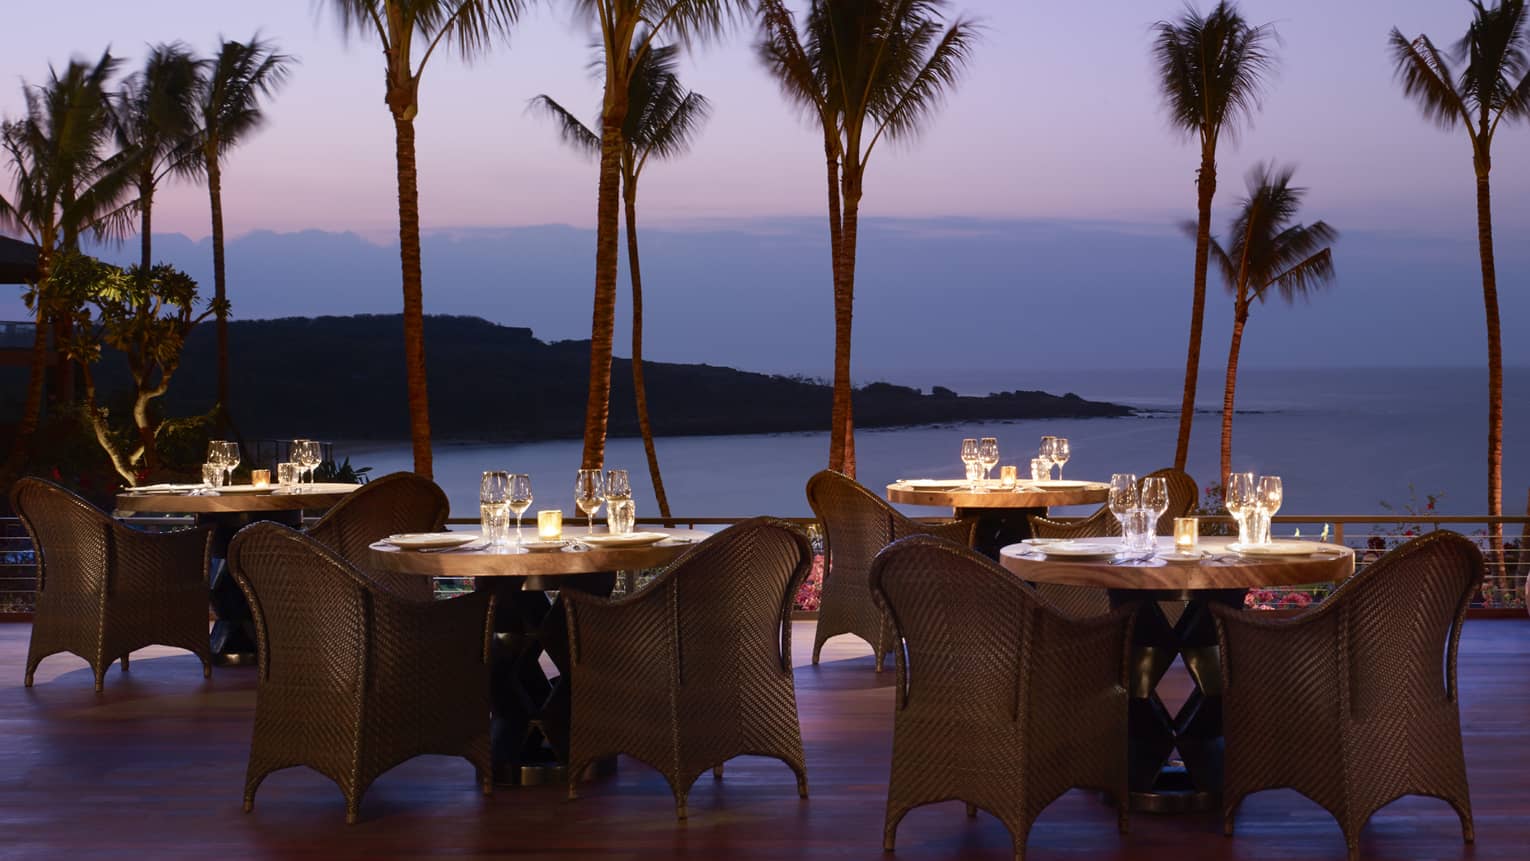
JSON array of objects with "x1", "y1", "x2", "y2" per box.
[
  {"x1": 999, "y1": 465, "x2": 1017, "y2": 489},
  {"x1": 537, "y1": 510, "x2": 563, "y2": 540},
  {"x1": 250, "y1": 469, "x2": 270, "y2": 489},
  {"x1": 1174, "y1": 516, "x2": 1199, "y2": 551}
]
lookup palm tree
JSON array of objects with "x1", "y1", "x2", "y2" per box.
[
  {"x1": 1151, "y1": 1, "x2": 1276, "y2": 475},
  {"x1": 757, "y1": 0, "x2": 978, "y2": 477},
  {"x1": 1200, "y1": 164, "x2": 1337, "y2": 484},
  {"x1": 323, "y1": 1, "x2": 524, "y2": 480},
  {"x1": 1390, "y1": 0, "x2": 1529, "y2": 560},
  {"x1": 195, "y1": 37, "x2": 291, "y2": 425},
  {"x1": 531, "y1": 42, "x2": 710, "y2": 520},
  {"x1": 112, "y1": 43, "x2": 201, "y2": 281},
  {"x1": 569, "y1": 0, "x2": 748, "y2": 473},
  {"x1": 0, "y1": 52, "x2": 138, "y2": 474}
]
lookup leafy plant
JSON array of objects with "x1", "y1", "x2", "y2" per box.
[{"x1": 314, "y1": 456, "x2": 373, "y2": 485}]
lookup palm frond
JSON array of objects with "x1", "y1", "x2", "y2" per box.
[
  {"x1": 197, "y1": 36, "x2": 294, "y2": 159},
  {"x1": 869, "y1": 14, "x2": 979, "y2": 152},
  {"x1": 527, "y1": 95, "x2": 601, "y2": 157},
  {"x1": 1389, "y1": 29, "x2": 1470, "y2": 131},
  {"x1": 1152, "y1": 2, "x2": 1278, "y2": 142}
]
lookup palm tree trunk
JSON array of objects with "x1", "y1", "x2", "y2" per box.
[
  {"x1": 392, "y1": 114, "x2": 434, "y2": 478},
  {"x1": 822, "y1": 138, "x2": 848, "y2": 475},
  {"x1": 581, "y1": 94, "x2": 628, "y2": 471},
  {"x1": 1174, "y1": 152, "x2": 1217, "y2": 473},
  {"x1": 3, "y1": 254, "x2": 53, "y2": 477},
  {"x1": 207, "y1": 154, "x2": 231, "y2": 413},
  {"x1": 139, "y1": 172, "x2": 154, "y2": 279},
  {"x1": 1473, "y1": 169, "x2": 1503, "y2": 566},
  {"x1": 1220, "y1": 309, "x2": 1248, "y2": 487},
  {"x1": 623, "y1": 181, "x2": 672, "y2": 521},
  {"x1": 835, "y1": 172, "x2": 863, "y2": 479}
]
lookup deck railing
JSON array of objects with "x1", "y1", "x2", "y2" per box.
[{"x1": 2, "y1": 513, "x2": 1525, "y2": 614}]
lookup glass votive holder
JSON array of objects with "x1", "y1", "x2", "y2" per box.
[
  {"x1": 250, "y1": 469, "x2": 270, "y2": 489},
  {"x1": 277, "y1": 462, "x2": 299, "y2": 488},
  {"x1": 999, "y1": 465, "x2": 1018, "y2": 489},
  {"x1": 1030, "y1": 457, "x2": 1050, "y2": 481},
  {"x1": 1174, "y1": 516, "x2": 1199, "y2": 551},
  {"x1": 537, "y1": 509, "x2": 563, "y2": 540}
]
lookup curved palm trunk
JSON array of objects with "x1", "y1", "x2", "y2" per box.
[
  {"x1": 1220, "y1": 309, "x2": 1248, "y2": 487},
  {"x1": 835, "y1": 174, "x2": 863, "y2": 480},
  {"x1": 581, "y1": 95, "x2": 628, "y2": 471},
  {"x1": 821, "y1": 139, "x2": 849, "y2": 475},
  {"x1": 1473, "y1": 169, "x2": 1503, "y2": 566},
  {"x1": 140, "y1": 178, "x2": 154, "y2": 279},
  {"x1": 207, "y1": 154, "x2": 231, "y2": 413},
  {"x1": 1174, "y1": 153, "x2": 1218, "y2": 473},
  {"x1": 392, "y1": 115, "x2": 433, "y2": 478},
  {"x1": 623, "y1": 181, "x2": 672, "y2": 521}
]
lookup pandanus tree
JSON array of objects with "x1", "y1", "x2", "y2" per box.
[
  {"x1": 1199, "y1": 163, "x2": 1337, "y2": 484},
  {"x1": 569, "y1": 0, "x2": 748, "y2": 473},
  {"x1": 1390, "y1": 0, "x2": 1530, "y2": 561},
  {"x1": 1151, "y1": 1, "x2": 1276, "y2": 475},
  {"x1": 0, "y1": 52, "x2": 138, "y2": 474},
  {"x1": 112, "y1": 43, "x2": 202, "y2": 281},
  {"x1": 757, "y1": 0, "x2": 978, "y2": 478},
  {"x1": 324, "y1": 1, "x2": 525, "y2": 480},
  {"x1": 531, "y1": 42, "x2": 711, "y2": 519},
  {"x1": 195, "y1": 37, "x2": 290, "y2": 426}
]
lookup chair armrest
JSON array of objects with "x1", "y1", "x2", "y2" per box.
[
  {"x1": 108, "y1": 523, "x2": 212, "y2": 593},
  {"x1": 1024, "y1": 601, "x2": 1137, "y2": 727},
  {"x1": 372, "y1": 588, "x2": 496, "y2": 667},
  {"x1": 893, "y1": 516, "x2": 976, "y2": 547},
  {"x1": 1210, "y1": 601, "x2": 1341, "y2": 693}
]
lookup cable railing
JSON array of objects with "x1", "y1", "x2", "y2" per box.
[{"x1": 2, "y1": 513, "x2": 1525, "y2": 615}]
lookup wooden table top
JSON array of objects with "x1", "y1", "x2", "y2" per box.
[
  {"x1": 887, "y1": 479, "x2": 1109, "y2": 509},
  {"x1": 368, "y1": 527, "x2": 713, "y2": 578},
  {"x1": 998, "y1": 536, "x2": 1355, "y2": 591},
  {"x1": 114, "y1": 483, "x2": 358, "y2": 515}
]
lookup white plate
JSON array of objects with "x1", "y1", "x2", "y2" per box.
[
  {"x1": 1041, "y1": 542, "x2": 1122, "y2": 560},
  {"x1": 217, "y1": 484, "x2": 275, "y2": 494},
  {"x1": 386, "y1": 532, "x2": 478, "y2": 550},
  {"x1": 896, "y1": 479, "x2": 966, "y2": 491},
  {"x1": 1229, "y1": 541, "x2": 1330, "y2": 557},
  {"x1": 581, "y1": 532, "x2": 670, "y2": 548},
  {"x1": 1161, "y1": 550, "x2": 1209, "y2": 564},
  {"x1": 521, "y1": 539, "x2": 572, "y2": 553},
  {"x1": 1029, "y1": 480, "x2": 1094, "y2": 490},
  {"x1": 1021, "y1": 538, "x2": 1065, "y2": 546}
]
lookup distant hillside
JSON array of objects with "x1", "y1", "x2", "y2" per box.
[{"x1": 121, "y1": 314, "x2": 1131, "y2": 440}]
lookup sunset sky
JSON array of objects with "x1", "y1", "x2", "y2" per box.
[{"x1": 1, "y1": 0, "x2": 1527, "y2": 373}]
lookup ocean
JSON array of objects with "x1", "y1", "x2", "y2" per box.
[{"x1": 342, "y1": 366, "x2": 1529, "y2": 523}]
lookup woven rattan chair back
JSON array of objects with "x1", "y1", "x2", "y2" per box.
[
  {"x1": 564, "y1": 517, "x2": 813, "y2": 819},
  {"x1": 1215, "y1": 530, "x2": 1483, "y2": 859},
  {"x1": 305, "y1": 472, "x2": 448, "y2": 600},
  {"x1": 870, "y1": 535, "x2": 1133, "y2": 858},
  {"x1": 12, "y1": 477, "x2": 212, "y2": 690},
  {"x1": 806, "y1": 470, "x2": 974, "y2": 669}
]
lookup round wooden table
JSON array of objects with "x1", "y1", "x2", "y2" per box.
[
  {"x1": 1000, "y1": 536, "x2": 1354, "y2": 814},
  {"x1": 370, "y1": 527, "x2": 710, "y2": 786},
  {"x1": 115, "y1": 484, "x2": 359, "y2": 664},
  {"x1": 888, "y1": 480, "x2": 1109, "y2": 557}
]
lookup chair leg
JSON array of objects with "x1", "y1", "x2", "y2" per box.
[
  {"x1": 1454, "y1": 800, "x2": 1475, "y2": 843},
  {"x1": 93, "y1": 666, "x2": 105, "y2": 693},
  {"x1": 675, "y1": 790, "x2": 688, "y2": 821},
  {"x1": 713, "y1": 764, "x2": 724, "y2": 780},
  {"x1": 966, "y1": 802, "x2": 978, "y2": 818},
  {"x1": 120, "y1": 653, "x2": 130, "y2": 672}
]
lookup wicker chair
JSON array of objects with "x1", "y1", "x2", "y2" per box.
[
  {"x1": 228, "y1": 522, "x2": 494, "y2": 824},
  {"x1": 1028, "y1": 468, "x2": 1197, "y2": 619},
  {"x1": 1212, "y1": 530, "x2": 1483, "y2": 860},
  {"x1": 870, "y1": 535, "x2": 1135, "y2": 860},
  {"x1": 562, "y1": 517, "x2": 813, "y2": 819},
  {"x1": 305, "y1": 471, "x2": 449, "y2": 601},
  {"x1": 11, "y1": 477, "x2": 212, "y2": 692},
  {"x1": 806, "y1": 470, "x2": 975, "y2": 670}
]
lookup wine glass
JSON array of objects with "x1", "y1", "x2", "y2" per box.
[
  {"x1": 1225, "y1": 472, "x2": 1255, "y2": 545},
  {"x1": 1140, "y1": 475, "x2": 1169, "y2": 536},
  {"x1": 296, "y1": 440, "x2": 322, "y2": 492},
  {"x1": 507, "y1": 474, "x2": 533, "y2": 546},
  {"x1": 978, "y1": 438, "x2": 999, "y2": 486},
  {"x1": 290, "y1": 439, "x2": 310, "y2": 492},
  {"x1": 218, "y1": 441, "x2": 241, "y2": 487},
  {"x1": 1255, "y1": 475, "x2": 1283, "y2": 545},
  {"x1": 1049, "y1": 438, "x2": 1071, "y2": 479},
  {"x1": 960, "y1": 438, "x2": 980, "y2": 490},
  {"x1": 481, "y1": 471, "x2": 510, "y2": 548},
  {"x1": 575, "y1": 469, "x2": 604, "y2": 534},
  {"x1": 1108, "y1": 473, "x2": 1138, "y2": 533}
]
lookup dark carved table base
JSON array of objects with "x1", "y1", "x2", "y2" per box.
[
  {"x1": 479, "y1": 573, "x2": 618, "y2": 786},
  {"x1": 1108, "y1": 588, "x2": 1246, "y2": 813},
  {"x1": 205, "y1": 510, "x2": 303, "y2": 665},
  {"x1": 954, "y1": 506, "x2": 1044, "y2": 559}
]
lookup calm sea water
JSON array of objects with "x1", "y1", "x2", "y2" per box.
[{"x1": 343, "y1": 367, "x2": 1529, "y2": 523}]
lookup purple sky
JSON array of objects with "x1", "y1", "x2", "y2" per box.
[{"x1": 3, "y1": 0, "x2": 1527, "y2": 240}]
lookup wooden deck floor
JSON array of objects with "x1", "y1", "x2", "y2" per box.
[{"x1": 1, "y1": 618, "x2": 1527, "y2": 860}]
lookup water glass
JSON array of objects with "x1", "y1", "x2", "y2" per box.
[
  {"x1": 1122, "y1": 508, "x2": 1157, "y2": 554},
  {"x1": 481, "y1": 471, "x2": 510, "y2": 547},
  {"x1": 1030, "y1": 456, "x2": 1051, "y2": 482},
  {"x1": 200, "y1": 462, "x2": 224, "y2": 494},
  {"x1": 960, "y1": 438, "x2": 980, "y2": 489},
  {"x1": 277, "y1": 462, "x2": 299, "y2": 490},
  {"x1": 604, "y1": 468, "x2": 634, "y2": 535}
]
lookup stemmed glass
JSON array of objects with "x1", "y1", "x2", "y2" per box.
[
  {"x1": 960, "y1": 438, "x2": 981, "y2": 490},
  {"x1": 214, "y1": 441, "x2": 240, "y2": 487},
  {"x1": 575, "y1": 469, "x2": 604, "y2": 535},
  {"x1": 1108, "y1": 473, "x2": 1138, "y2": 535},
  {"x1": 200, "y1": 442, "x2": 227, "y2": 495},
  {"x1": 480, "y1": 471, "x2": 510, "y2": 548},
  {"x1": 507, "y1": 474, "x2": 533, "y2": 546},
  {"x1": 978, "y1": 438, "x2": 999, "y2": 487},
  {"x1": 1225, "y1": 472, "x2": 1255, "y2": 546},
  {"x1": 294, "y1": 440, "x2": 321, "y2": 493},
  {"x1": 1254, "y1": 475, "x2": 1283, "y2": 545},
  {"x1": 1048, "y1": 438, "x2": 1071, "y2": 479},
  {"x1": 1140, "y1": 475, "x2": 1169, "y2": 537}
]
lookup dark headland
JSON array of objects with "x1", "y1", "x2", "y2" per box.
[{"x1": 148, "y1": 315, "x2": 1133, "y2": 440}]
